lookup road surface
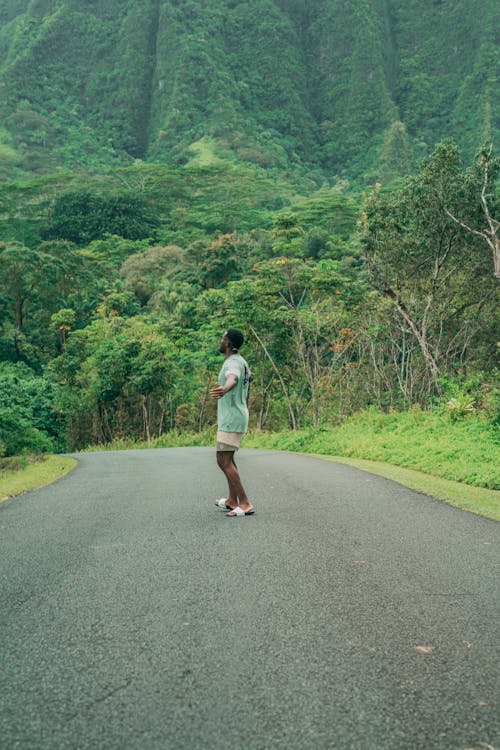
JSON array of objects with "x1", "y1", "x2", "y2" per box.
[{"x1": 1, "y1": 448, "x2": 498, "y2": 749}]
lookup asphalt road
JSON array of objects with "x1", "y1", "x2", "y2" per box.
[{"x1": 1, "y1": 447, "x2": 498, "y2": 750}]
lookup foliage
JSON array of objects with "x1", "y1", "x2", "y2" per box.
[
  {"x1": 0, "y1": 138, "x2": 497, "y2": 460},
  {"x1": 121, "y1": 244, "x2": 186, "y2": 305},
  {"x1": 360, "y1": 141, "x2": 499, "y2": 395},
  {"x1": 49, "y1": 315, "x2": 182, "y2": 448},
  {"x1": 0, "y1": 1, "x2": 497, "y2": 179},
  {"x1": 0, "y1": 362, "x2": 58, "y2": 456},
  {"x1": 0, "y1": 240, "x2": 67, "y2": 336},
  {"x1": 42, "y1": 191, "x2": 160, "y2": 245},
  {"x1": 436, "y1": 371, "x2": 500, "y2": 425},
  {"x1": 244, "y1": 408, "x2": 500, "y2": 490}
]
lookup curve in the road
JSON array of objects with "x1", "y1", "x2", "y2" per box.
[{"x1": 1, "y1": 448, "x2": 498, "y2": 750}]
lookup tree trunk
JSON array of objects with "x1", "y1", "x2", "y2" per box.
[
  {"x1": 198, "y1": 374, "x2": 212, "y2": 432},
  {"x1": 142, "y1": 395, "x2": 151, "y2": 443},
  {"x1": 249, "y1": 325, "x2": 297, "y2": 430},
  {"x1": 15, "y1": 298, "x2": 24, "y2": 331},
  {"x1": 384, "y1": 288, "x2": 440, "y2": 381}
]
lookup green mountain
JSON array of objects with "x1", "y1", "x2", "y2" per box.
[{"x1": 0, "y1": 0, "x2": 497, "y2": 180}]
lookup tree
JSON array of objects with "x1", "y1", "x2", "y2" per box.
[
  {"x1": 49, "y1": 316, "x2": 179, "y2": 448},
  {"x1": 0, "y1": 242, "x2": 62, "y2": 333},
  {"x1": 378, "y1": 121, "x2": 413, "y2": 184},
  {"x1": 121, "y1": 245, "x2": 185, "y2": 305},
  {"x1": 195, "y1": 233, "x2": 245, "y2": 288},
  {"x1": 444, "y1": 144, "x2": 499, "y2": 279},
  {"x1": 0, "y1": 362, "x2": 58, "y2": 456},
  {"x1": 42, "y1": 192, "x2": 160, "y2": 245},
  {"x1": 361, "y1": 140, "x2": 498, "y2": 391},
  {"x1": 271, "y1": 213, "x2": 304, "y2": 256},
  {"x1": 50, "y1": 308, "x2": 76, "y2": 349}
]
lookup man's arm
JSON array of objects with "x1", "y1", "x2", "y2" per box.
[{"x1": 210, "y1": 374, "x2": 238, "y2": 400}]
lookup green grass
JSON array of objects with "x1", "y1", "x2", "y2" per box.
[
  {"x1": 308, "y1": 455, "x2": 499, "y2": 521},
  {"x1": 243, "y1": 409, "x2": 500, "y2": 490},
  {"x1": 83, "y1": 428, "x2": 215, "y2": 453},
  {"x1": 242, "y1": 409, "x2": 499, "y2": 520},
  {"x1": 0, "y1": 455, "x2": 77, "y2": 502}
]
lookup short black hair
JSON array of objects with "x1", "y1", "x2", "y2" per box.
[{"x1": 225, "y1": 328, "x2": 244, "y2": 351}]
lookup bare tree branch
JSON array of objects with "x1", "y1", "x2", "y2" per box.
[
  {"x1": 445, "y1": 144, "x2": 500, "y2": 279},
  {"x1": 249, "y1": 324, "x2": 297, "y2": 430}
]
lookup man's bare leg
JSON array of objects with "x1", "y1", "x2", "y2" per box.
[
  {"x1": 216, "y1": 451, "x2": 254, "y2": 513},
  {"x1": 216, "y1": 451, "x2": 238, "y2": 510}
]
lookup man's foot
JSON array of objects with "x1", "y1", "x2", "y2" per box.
[
  {"x1": 214, "y1": 498, "x2": 237, "y2": 511},
  {"x1": 226, "y1": 504, "x2": 255, "y2": 517}
]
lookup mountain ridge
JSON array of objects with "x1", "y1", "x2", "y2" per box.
[{"x1": 0, "y1": 0, "x2": 497, "y2": 180}]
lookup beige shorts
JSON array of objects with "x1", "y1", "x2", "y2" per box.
[{"x1": 216, "y1": 430, "x2": 243, "y2": 452}]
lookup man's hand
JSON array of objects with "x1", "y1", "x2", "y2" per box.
[
  {"x1": 210, "y1": 384, "x2": 225, "y2": 400},
  {"x1": 210, "y1": 375, "x2": 237, "y2": 399}
]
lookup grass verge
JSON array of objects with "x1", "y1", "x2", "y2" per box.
[
  {"x1": 307, "y1": 455, "x2": 499, "y2": 521},
  {"x1": 0, "y1": 455, "x2": 77, "y2": 503},
  {"x1": 243, "y1": 410, "x2": 499, "y2": 490}
]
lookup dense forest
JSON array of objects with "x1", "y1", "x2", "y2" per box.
[
  {"x1": 0, "y1": 0, "x2": 498, "y2": 179},
  {"x1": 0, "y1": 1, "x2": 498, "y2": 459}
]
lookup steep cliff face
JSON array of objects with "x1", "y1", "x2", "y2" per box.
[{"x1": 0, "y1": 0, "x2": 497, "y2": 178}]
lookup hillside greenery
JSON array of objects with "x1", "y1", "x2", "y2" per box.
[
  {"x1": 0, "y1": 141, "x2": 498, "y2": 486},
  {"x1": 0, "y1": 2, "x2": 498, "y2": 495},
  {"x1": 0, "y1": 0, "x2": 498, "y2": 180}
]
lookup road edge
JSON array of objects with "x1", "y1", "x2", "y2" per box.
[
  {"x1": 305, "y1": 453, "x2": 499, "y2": 521},
  {"x1": 0, "y1": 456, "x2": 78, "y2": 504}
]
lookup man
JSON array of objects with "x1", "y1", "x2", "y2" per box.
[{"x1": 210, "y1": 329, "x2": 255, "y2": 517}]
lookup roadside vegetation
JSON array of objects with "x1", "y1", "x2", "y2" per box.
[
  {"x1": 0, "y1": 454, "x2": 77, "y2": 503},
  {"x1": 1, "y1": 143, "x2": 498, "y2": 456},
  {"x1": 244, "y1": 409, "x2": 499, "y2": 490},
  {"x1": 311, "y1": 457, "x2": 499, "y2": 521}
]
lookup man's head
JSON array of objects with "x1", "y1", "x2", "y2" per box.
[{"x1": 220, "y1": 328, "x2": 244, "y2": 354}]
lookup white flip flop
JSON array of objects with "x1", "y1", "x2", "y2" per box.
[
  {"x1": 214, "y1": 498, "x2": 230, "y2": 510},
  {"x1": 226, "y1": 506, "x2": 255, "y2": 517}
]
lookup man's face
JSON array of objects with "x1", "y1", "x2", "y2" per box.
[{"x1": 219, "y1": 334, "x2": 228, "y2": 353}]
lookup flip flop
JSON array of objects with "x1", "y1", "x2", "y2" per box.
[
  {"x1": 226, "y1": 507, "x2": 255, "y2": 517},
  {"x1": 214, "y1": 498, "x2": 234, "y2": 510}
]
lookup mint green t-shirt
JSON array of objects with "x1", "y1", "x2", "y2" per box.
[{"x1": 217, "y1": 354, "x2": 251, "y2": 433}]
